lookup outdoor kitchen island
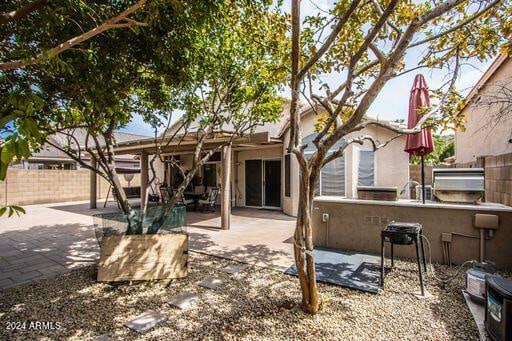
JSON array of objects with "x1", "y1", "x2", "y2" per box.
[{"x1": 311, "y1": 197, "x2": 512, "y2": 270}]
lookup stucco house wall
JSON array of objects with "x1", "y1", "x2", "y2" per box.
[
  {"x1": 455, "y1": 55, "x2": 512, "y2": 163},
  {"x1": 156, "y1": 106, "x2": 409, "y2": 217},
  {"x1": 281, "y1": 110, "x2": 409, "y2": 216}
]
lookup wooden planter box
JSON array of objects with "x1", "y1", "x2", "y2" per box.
[{"x1": 97, "y1": 233, "x2": 188, "y2": 282}]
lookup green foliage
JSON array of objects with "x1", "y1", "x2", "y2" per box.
[
  {"x1": 1, "y1": 0, "x2": 287, "y2": 226},
  {"x1": 410, "y1": 135, "x2": 455, "y2": 165},
  {"x1": 175, "y1": 1, "x2": 288, "y2": 133},
  {"x1": 300, "y1": 0, "x2": 511, "y2": 130},
  {"x1": 0, "y1": 205, "x2": 26, "y2": 218},
  {"x1": 1, "y1": 1, "x2": 224, "y2": 175}
]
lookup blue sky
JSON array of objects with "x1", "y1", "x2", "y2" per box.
[{"x1": 119, "y1": 1, "x2": 493, "y2": 136}]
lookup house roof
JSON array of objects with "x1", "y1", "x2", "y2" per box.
[
  {"x1": 32, "y1": 130, "x2": 148, "y2": 161},
  {"x1": 458, "y1": 53, "x2": 510, "y2": 114},
  {"x1": 110, "y1": 98, "x2": 295, "y2": 154},
  {"x1": 161, "y1": 98, "x2": 294, "y2": 141},
  {"x1": 276, "y1": 103, "x2": 407, "y2": 138},
  {"x1": 111, "y1": 98, "x2": 406, "y2": 155}
]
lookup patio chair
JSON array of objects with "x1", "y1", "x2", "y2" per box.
[
  {"x1": 160, "y1": 187, "x2": 172, "y2": 203},
  {"x1": 198, "y1": 187, "x2": 219, "y2": 212},
  {"x1": 172, "y1": 189, "x2": 195, "y2": 209}
]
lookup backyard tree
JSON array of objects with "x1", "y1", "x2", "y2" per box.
[
  {"x1": 1, "y1": 0, "x2": 287, "y2": 232},
  {"x1": 0, "y1": 0, "x2": 147, "y2": 181},
  {"x1": 288, "y1": 0, "x2": 510, "y2": 314},
  {"x1": 0, "y1": 0, "x2": 147, "y2": 71},
  {"x1": 1, "y1": 0, "x2": 211, "y2": 223},
  {"x1": 144, "y1": 0, "x2": 288, "y2": 218}
]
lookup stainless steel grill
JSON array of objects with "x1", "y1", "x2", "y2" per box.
[{"x1": 433, "y1": 168, "x2": 485, "y2": 203}]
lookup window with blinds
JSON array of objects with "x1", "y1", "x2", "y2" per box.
[
  {"x1": 303, "y1": 132, "x2": 346, "y2": 197},
  {"x1": 314, "y1": 156, "x2": 345, "y2": 196},
  {"x1": 358, "y1": 150, "x2": 375, "y2": 186}
]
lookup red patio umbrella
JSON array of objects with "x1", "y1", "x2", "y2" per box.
[{"x1": 404, "y1": 74, "x2": 434, "y2": 203}]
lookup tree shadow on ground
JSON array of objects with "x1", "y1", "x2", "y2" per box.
[
  {"x1": 0, "y1": 252, "x2": 330, "y2": 340},
  {"x1": 188, "y1": 230, "x2": 293, "y2": 271},
  {"x1": 0, "y1": 223, "x2": 99, "y2": 289}
]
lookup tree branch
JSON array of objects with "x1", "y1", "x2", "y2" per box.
[
  {"x1": 408, "y1": 0, "x2": 500, "y2": 48},
  {"x1": 322, "y1": 134, "x2": 401, "y2": 166},
  {"x1": 0, "y1": 0, "x2": 48, "y2": 25},
  {"x1": 297, "y1": 0, "x2": 362, "y2": 80},
  {"x1": 0, "y1": 0, "x2": 147, "y2": 71}
]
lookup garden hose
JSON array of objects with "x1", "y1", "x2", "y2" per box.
[{"x1": 421, "y1": 235, "x2": 477, "y2": 285}]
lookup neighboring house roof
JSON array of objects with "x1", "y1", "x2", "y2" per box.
[
  {"x1": 31, "y1": 130, "x2": 148, "y2": 161},
  {"x1": 458, "y1": 53, "x2": 510, "y2": 114}
]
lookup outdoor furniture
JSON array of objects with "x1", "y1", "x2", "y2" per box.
[
  {"x1": 173, "y1": 189, "x2": 195, "y2": 210},
  {"x1": 198, "y1": 187, "x2": 219, "y2": 212},
  {"x1": 380, "y1": 221, "x2": 427, "y2": 295},
  {"x1": 108, "y1": 186, "x2": 142, "y2": 208},
  {"x1": 183, "y1": 190, "x2": 207, "y2": 211},
  {"x1": 160, "y1": 187, "x2": 172, "y2": 203}
]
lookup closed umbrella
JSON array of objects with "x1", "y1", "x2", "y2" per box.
[{"x1": 404, "y1": 74, "x2": 434, "y2": 203}]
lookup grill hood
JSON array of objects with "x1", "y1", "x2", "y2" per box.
[{"x1": 433, "y1": 168, "x2": 484, "y2": 203}]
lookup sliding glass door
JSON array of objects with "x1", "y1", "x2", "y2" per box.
[{"x1": 245, "y1": 159, "x2": 281, "y2": 208}]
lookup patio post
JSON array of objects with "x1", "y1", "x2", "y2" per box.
[
  {"x1": 89, "y1": 158, "x2": 97, "y2": 209},
  {"x1": 221, "y1": 144, "x2": 232, "y2": 230},
  {"x1": 140, "y1": 150, "x2": 148, "y2": 210}
]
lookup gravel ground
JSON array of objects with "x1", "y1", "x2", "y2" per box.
[{"x1": 0, "y1": 252, "x2": 496, "y2": 340}]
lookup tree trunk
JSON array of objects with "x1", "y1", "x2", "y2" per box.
[
  {"x1": 294, "y1": 165, "x2": 320, "y2": 314},
  {"x1": 289, "y1": 0, "x2": 320, "y2": 315},
  {"x1": 102, "y1": 132, "x2": 140, "y2": 235},
  {"x1": 146, "y1": 143, "x2": 214, "y2": 234}
]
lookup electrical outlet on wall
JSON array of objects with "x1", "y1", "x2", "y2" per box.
[{"x1": 322, "y1": 213, "x2": 329, "y2": 222}]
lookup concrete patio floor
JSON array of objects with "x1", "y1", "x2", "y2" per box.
[
  {"x1": 187, "y1": 208, "x2": 295, "y2": 270},
  {"x1": 0, "y1": 200, "x2": 296, "y2": 290}
]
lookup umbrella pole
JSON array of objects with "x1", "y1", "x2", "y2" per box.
[{"x1": 421, "y1": 155, "x2": 426, "y2": 204}]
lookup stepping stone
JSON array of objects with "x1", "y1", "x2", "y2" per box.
[
  {"x1": 220, "y1": 264, "x2": 248, "y2": 274},
  {"x1": 197, "y1": 277, "x2": 224, "y2": 290},
  {"x1": 168, "y1": 292, "x2": 199, "y2": 309},
  {"x1": 124, "y1": 310, "x2": 167, "y2": 334}
]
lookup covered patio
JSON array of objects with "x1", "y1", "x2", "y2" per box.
[{"x1": 88, "y1": 131, "x2": 285, "y2": 230}]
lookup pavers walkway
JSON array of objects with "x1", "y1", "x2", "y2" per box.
[
  {"x1": 0, "y1": 201, "x2": 296, "y2": 290},
  {"x1": 0, "y1": 201, "x2": 117, "y2": 289}
]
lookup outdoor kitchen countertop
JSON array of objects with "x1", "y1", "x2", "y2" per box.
[{"x1": 314, "y1": 196, "x2": 512, "y2": 212}]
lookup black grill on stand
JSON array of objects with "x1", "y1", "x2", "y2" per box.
[{"x1": 380, "y1": 221, "x2": 428, "y2": 295}]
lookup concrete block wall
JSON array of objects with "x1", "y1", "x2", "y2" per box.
[
  {"x1": 0, "y1": 168, "x2": 140, "y2": 206},
  {"x1": 484, "y1": 152, "x2": 512, "y2": 206}
]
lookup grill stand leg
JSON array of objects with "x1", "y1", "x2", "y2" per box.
[
  {"x1": 380, "y1": 236, "x2": 385, "y2": 287},
  {"x1": 420, "y1": 231, "x2": 427, "y2": 272},
  {"x1": 391, "y1": 243, "x2": 394, "y2": 268},
  {"x1": 415, "y1": 239, "x2": 425, "y2": 296}
]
